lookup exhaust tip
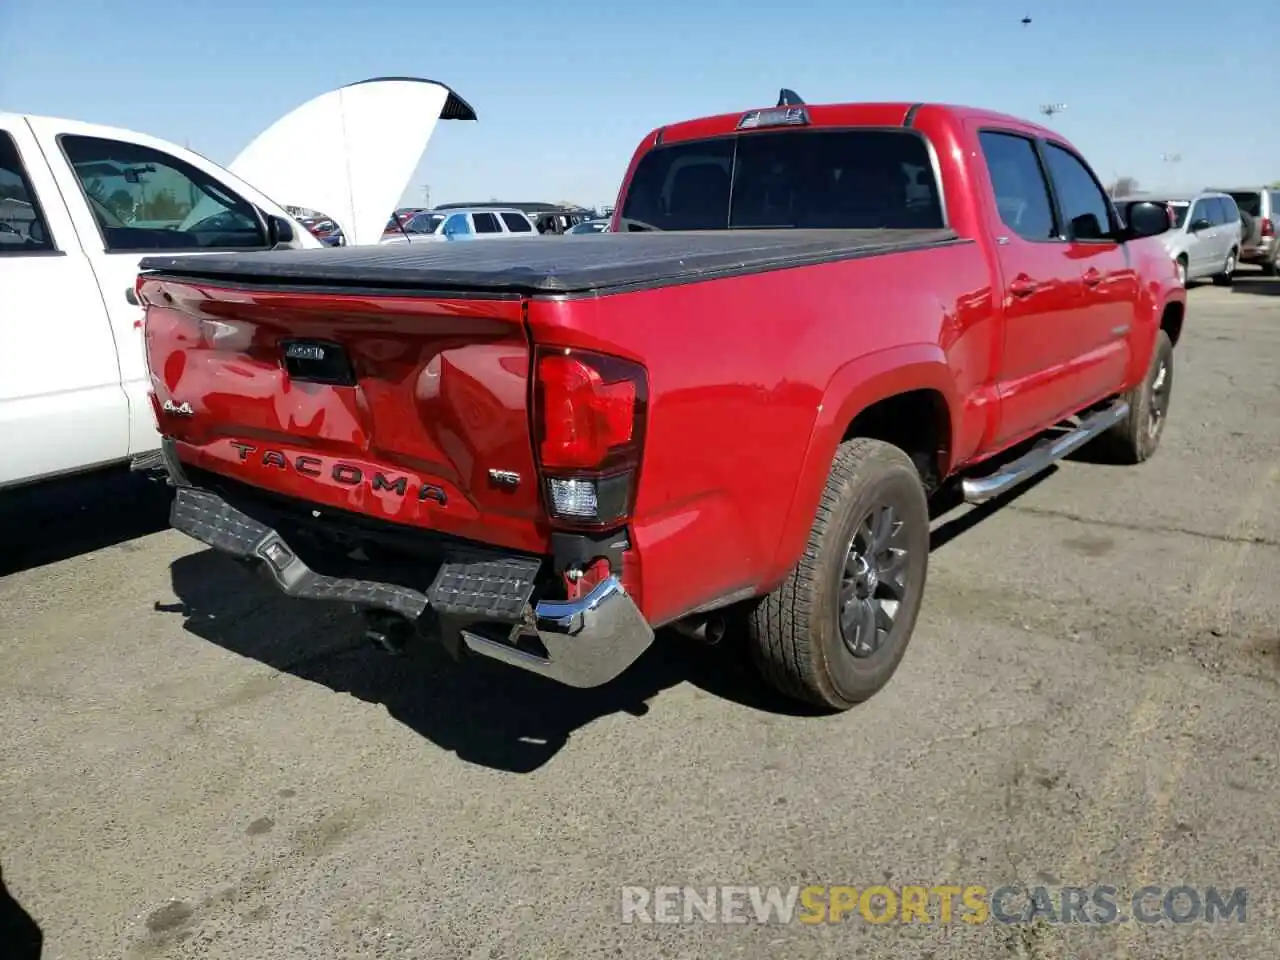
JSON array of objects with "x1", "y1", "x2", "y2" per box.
[
  {"x1": 362, "y1": 610, "x2": 412, "y2": 655},
  {"x1": 673, "y1": 613, "x2": 726, "y2": 646}
]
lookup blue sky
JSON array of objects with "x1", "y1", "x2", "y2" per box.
[{"x1": 2, "y1": 0, "x2": 1275, "y2": 210}]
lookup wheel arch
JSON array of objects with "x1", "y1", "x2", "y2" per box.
[{"x1": 763, "y1": 346, "x2": 958, "y2": 591}]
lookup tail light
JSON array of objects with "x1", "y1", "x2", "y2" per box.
[
  {"x1": 1262, "y1": 217, "x2": 1274, "y2": 238},
  {"x1": 533, "y1": 346, "x2": 647, "y2": 527}
]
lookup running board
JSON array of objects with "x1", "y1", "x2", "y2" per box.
[{"x1": 961, "y1": 401, "x2": 1129, "y2": 504}]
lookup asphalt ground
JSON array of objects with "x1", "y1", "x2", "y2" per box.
[{"x1": 2, "y1": 271, "x2": 1278, "y2": 959}]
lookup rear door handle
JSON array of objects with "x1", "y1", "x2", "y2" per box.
[
  {"x1": 1082, "y1": 268, "x2": 1103, "y2": 287},
  {"x1": 1009, "y1": 277, "x2": 1040, "y2": 297}
]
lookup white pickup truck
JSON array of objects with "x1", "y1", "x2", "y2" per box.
[{"x1": 0, "y1": 77, "x2": 476, "y2": 491}]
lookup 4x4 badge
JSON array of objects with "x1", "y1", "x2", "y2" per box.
[{"x1": 162, "y1": 399, "x2": 194, "y2": 417}]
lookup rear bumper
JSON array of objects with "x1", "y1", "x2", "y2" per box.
[
  {"x1": 169, "y1": 484, "x2": 654, "y2": 688},
  {"x1": 1241, "y1": 237, "x2": 1275, "y2": 263}
]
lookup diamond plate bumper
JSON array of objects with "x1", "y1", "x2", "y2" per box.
[{"x1": 169, "y1": 485, "x2": 654, "y2": 688}]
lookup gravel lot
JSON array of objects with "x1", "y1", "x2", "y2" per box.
[{"x1": 2, "y1": 275, "x2": 1278, "y2": 960}]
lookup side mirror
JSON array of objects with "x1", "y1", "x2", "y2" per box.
[
  {"x1": 1189, "y1": 217, "x2": 1211, "y2": 233},
  {"x1": 266, "y1": 214, "x2": 295, "y2": 246},
  {"x1": 1123, "y1": 201, "x2": 1172, "y2": 240}
]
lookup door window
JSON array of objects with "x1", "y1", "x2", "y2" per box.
[
  {"x1": 1187, "y1": 199, "x2": 1211, "y2": 230},
  {"x1": 977, "y1": 131, "x2": 1058, "y2": 241},
  {"x1": 472, "y1": 212, "x2": 502, "y2": 234},
  {"x1": 0, "y1": 132, "x2": 55, "y2": 253},
  {"x1": 500, "y1": 212, "x2": 533, "y2": 233},
  {"x1": 1218, "y1": 196, "x2": 1239, "y2": 223},
  {"x1": 442, "y1": 213, "x2": 472, "y2": 236},
  {"x1": 60, "y1": 135, "x2": 267, "y2": 252},
  {"x1": 1041, "y1": 143, "x2": 1115, "y2": 241}
]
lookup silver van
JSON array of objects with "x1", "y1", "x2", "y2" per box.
[{"x1": 1114, "y1": 190, "x2": 1242, "y2": 286}]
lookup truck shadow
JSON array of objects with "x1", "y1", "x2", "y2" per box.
[
  {"x1": 163, "y1": 473, "x2": 1045, "y2": 772},
  {"x1": 0, "y1": 861, "x2": 43, "y2": 960},
  {"x1": 0, "y1": 468, "x2": 171, "y2": 578},
  {"x1": 164, "y1": 549, "x2": 816, "y2": 772}
]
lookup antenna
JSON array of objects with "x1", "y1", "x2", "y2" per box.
[
  {"x1": 777, "y1": 88, "x2": 804, "y2": 107},
  {"x1": 1039, "y1": 102, "x2": 1068, "y2": 119}
]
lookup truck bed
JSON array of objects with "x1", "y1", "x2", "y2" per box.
[{"x1": 138, "y1": 228, "x2": 963, "y2": 297}]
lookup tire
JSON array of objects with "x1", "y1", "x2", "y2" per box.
[
  {"x1": 1097, "y1": 329, "x2": 1174, "y2": 464},
  {"x1": 746, "y1": 438, "x2": 931, "y2": 711},
  {"x1": 1263, "y1": 251, "x2": 1279, "y2": 277},
  {"x1": 1212, "y1": 249, "x2": 1237, "y2": 286}
]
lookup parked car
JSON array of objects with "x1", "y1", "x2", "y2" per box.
[
  {"x1": 379, "y1": 207, "x2": 539, "y2": 243},
  {"x1": 300, "y1": 215, "x2": 344, "y2": 246},
  {"x1": 1205, "y1": 186, "x2": 1280, "y2": 275},
  {"x1": 1113, "y1": 190, "x2": 1241, "y2": 286},
  {"x1": 0, "y1": 111, "x2": 319, "y2": 492},
  {"x1": 2, "y1": 79, "x2": 466, "y2": 492},
  {"x1": 135, "y1": 93, "x2": 1181, "y2": 711},
  {"x1": 567, "y1": 218, "x2": 610, "y2": 234}
]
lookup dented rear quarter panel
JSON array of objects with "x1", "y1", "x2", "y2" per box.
[{"x1": 526, "y1": 239, "x2": 997, "y2": 626}]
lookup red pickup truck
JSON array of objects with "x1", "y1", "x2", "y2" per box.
[{"x1": 136, "y1": 94, "x2": 1183, "y2": 711}]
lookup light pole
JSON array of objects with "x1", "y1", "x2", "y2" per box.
[{"x1": 420, "y1": 183, "x2": 431, "y2": 208}]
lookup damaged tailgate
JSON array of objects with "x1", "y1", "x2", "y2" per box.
[{"x1": 138, "y1": 274, "x2": 547, "y2": 555}]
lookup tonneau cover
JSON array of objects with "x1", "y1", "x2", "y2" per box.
[{"x1": 138, "y1": 227, "x2": 962, "y2": 296}]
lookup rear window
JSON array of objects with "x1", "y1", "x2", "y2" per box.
[
  {"x1": 1228, "y1": 192, "x2": 1262, "y2": 217},
  {"x1": 619, "y1": 129, "x2": 944, "y2": 231},
  {"x1": 500, "y1": 212, "x2": 532, "y2": 233}
]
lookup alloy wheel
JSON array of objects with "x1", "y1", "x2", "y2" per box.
[{"x1": 839, "y1": 504, "x2": 911, "y2": 658}]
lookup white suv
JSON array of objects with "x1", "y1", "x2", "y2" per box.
[{"x1": 382, "y1": 207, "x2": 539, "y2": 243}]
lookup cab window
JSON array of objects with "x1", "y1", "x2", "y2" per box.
[
  {"x1": 1041, "y1": 143, "x2": 1114, "y2": 241},
  {"x1": 0, "y1": 132, "x2": 55, "y2": 253},
  {"x1": 61, "y1": 135, "x2": 268, "y2": 252},
  {"x1": 978, "y1": 131, "x2": 1058, "y2": 242},
  {"x1": 620, "y1": 129, "x2": 943, "y2": 231}
]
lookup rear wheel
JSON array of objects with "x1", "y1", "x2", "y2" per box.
[
  {"x1": 746, "y1": 438, "x2": 930, "y2": 711},
  {"x1": 1096, "y1": 329, "x2": 1174, "y2": 464}
]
